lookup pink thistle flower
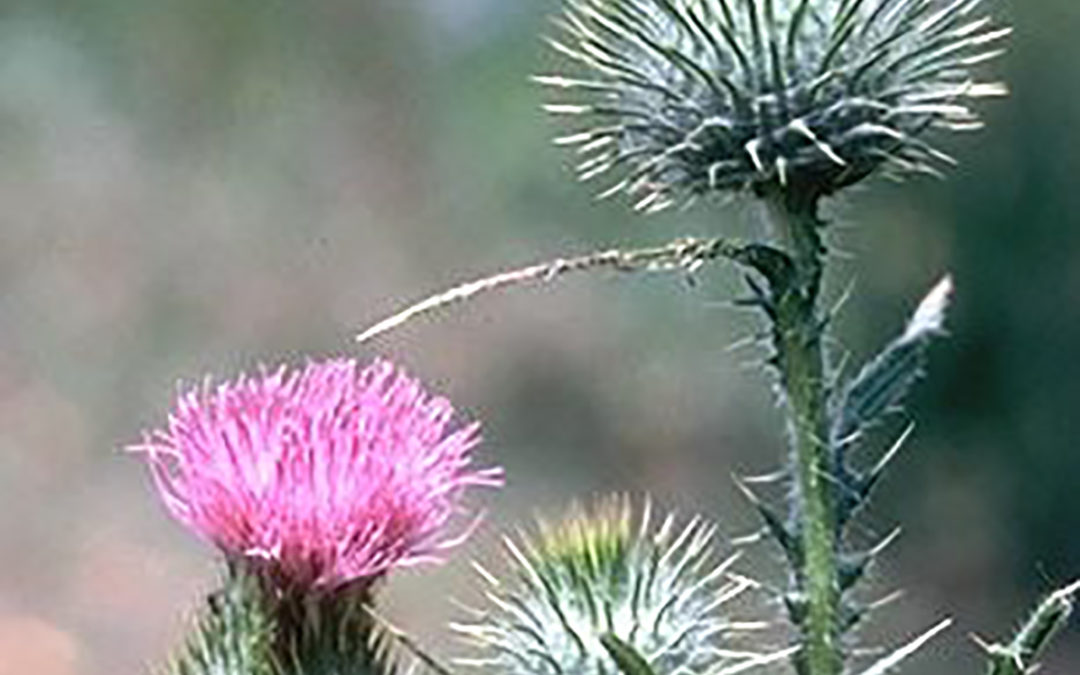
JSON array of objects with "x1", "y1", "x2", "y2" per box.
[{"x1": 131, "y1": 358, "x2": 502, "y2": 589}]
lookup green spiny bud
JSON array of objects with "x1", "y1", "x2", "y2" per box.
[
  {"x1": 538, "y1": 0, "x2": 1010, "y2": 210},
  {"x1": 455, "y1": 497, "x2": 781, "y2": 675}
]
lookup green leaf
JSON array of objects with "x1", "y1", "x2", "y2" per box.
[
  {"x1": 600, "y1": 633, "x2": 659, "y2": 675},
  {"x1": 832, "y1": 276, "x2": 952, "y2": 446}
]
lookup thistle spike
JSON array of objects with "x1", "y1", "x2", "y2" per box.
[{"x1": 856, "y1": 618, "x2": 953, "y2": 675}]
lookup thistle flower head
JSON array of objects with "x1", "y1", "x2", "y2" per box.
[
  {"x1": 131, "y1": 358, "x2": 503, "y2": 590},
  {"x1": 539, "y1": 0, "x2": 1010, "y2": 210},
  {"x1": 456, "y1": 497, "x2": 780, "y2": 675}
]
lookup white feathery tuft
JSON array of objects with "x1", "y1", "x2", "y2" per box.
[{"x1": 902, "y1": 275, "x2": 954, "y2": 343}]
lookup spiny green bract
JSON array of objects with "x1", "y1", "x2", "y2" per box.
[
  {"x1": 538, "y1": 0, "x2": 1009, "y2": 211},
  {"x1": 454, "y1": 497, "x2": 773, "y2": 675},
  {"x1": 165, "y1": 568, "x2": 397, "y2": 675},
  {"x1": 167, "y1": 571, "x2": 279, "y2": 675}
]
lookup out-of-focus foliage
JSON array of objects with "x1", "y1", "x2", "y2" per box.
[{"x1": 0, "y1": 2, "x2": 1076, "y2": 674}]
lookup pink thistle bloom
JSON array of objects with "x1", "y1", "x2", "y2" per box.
[{"x1": 131, "y1": 358, "x2": 502, "y2": 589}]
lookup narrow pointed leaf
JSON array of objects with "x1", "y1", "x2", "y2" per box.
[
  {"x1": 832, "y1": 277, "x2": 952, "y2": 445},
  {"x1": 733, "y1": 477, "x2": 801, "y2": 567}
]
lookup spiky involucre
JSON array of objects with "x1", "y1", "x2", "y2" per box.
[
  {"x1": 538, "y1": 0, "x2": 1010, "y2": 211},
  {"x1": 455, "y1": 498, "x2": 770, "y2": 675}
]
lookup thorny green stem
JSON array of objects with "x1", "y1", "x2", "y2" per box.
[
  {"x1": 981, "y1": 579, "x2": 1080, "y2": 675},
  {"x1": 763, "y1": 187, "x2": 842, "y2": 675}
]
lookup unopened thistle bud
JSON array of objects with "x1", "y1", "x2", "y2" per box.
[
  {"x1": 455, "y1": 498, "x2": 786, "y2": 675},
  {"x1": 538, "y1": 0, "x2": 1010, "y2": 210}
]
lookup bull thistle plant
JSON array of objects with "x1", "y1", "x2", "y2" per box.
[{"x1": 128, "y1": 2, "x2": 1078, "y2": 675}]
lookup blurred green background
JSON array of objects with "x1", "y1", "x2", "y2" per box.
[{"x1": 0, "y1": 1, "x2": 1076, "y2": 673}]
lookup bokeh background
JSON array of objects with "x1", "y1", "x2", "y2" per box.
[{"x1": 0, "y1": 0, "x2": 1076, "y2": 673}]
